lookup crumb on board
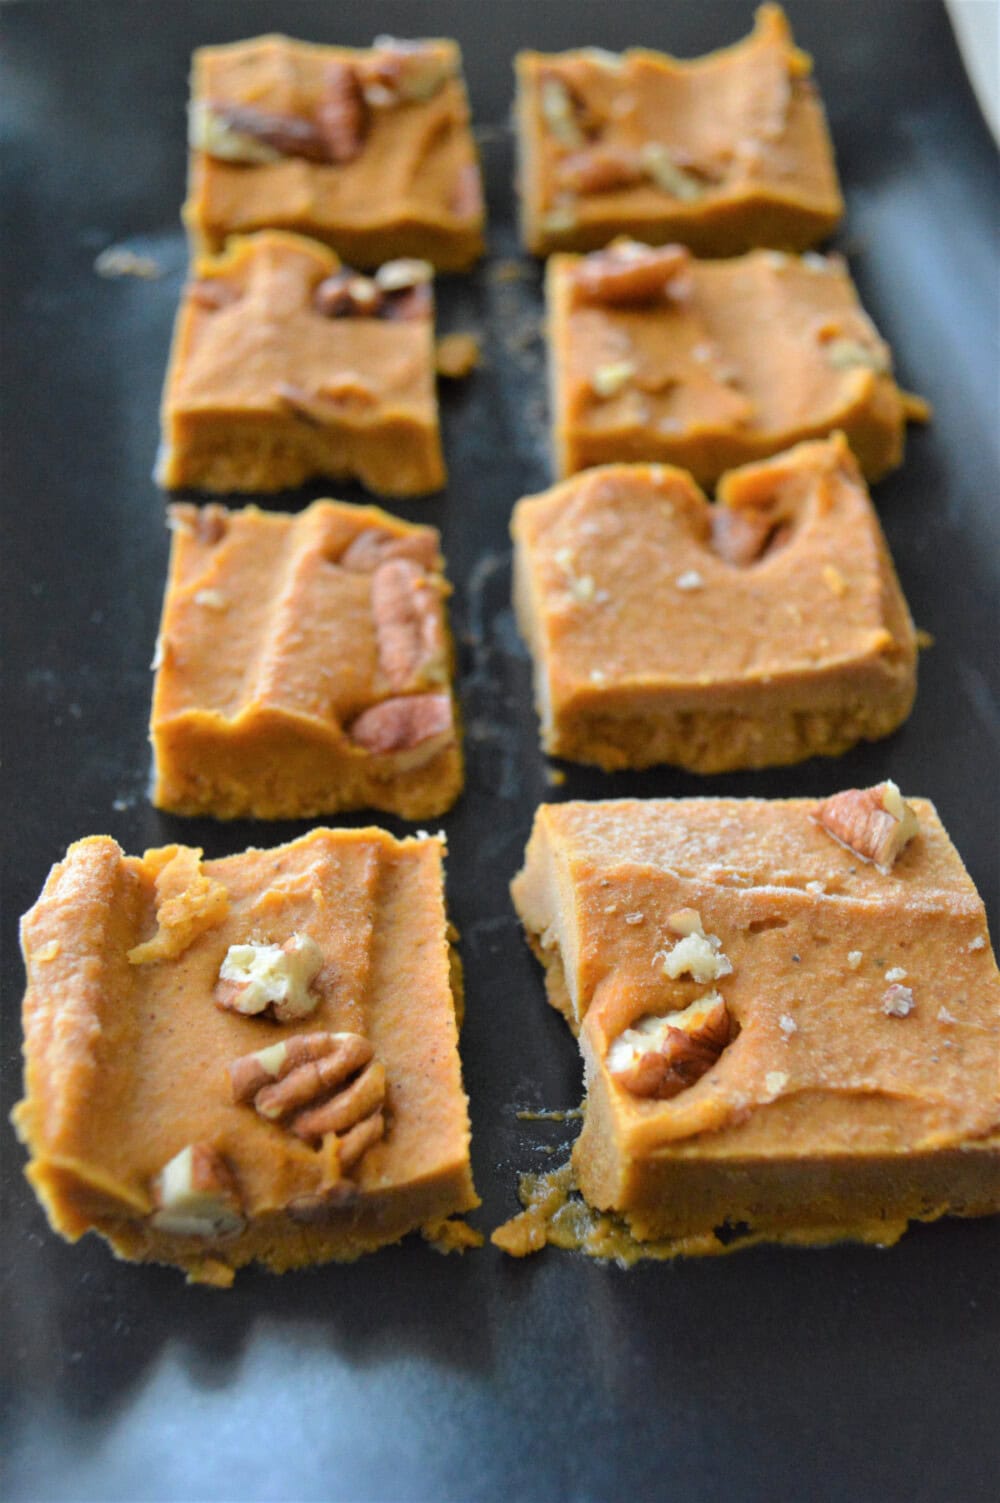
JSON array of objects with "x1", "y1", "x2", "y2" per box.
[
  {"x1": 94, "y1": 246, "x2": 162, "y2": 279},
  {"x1": 435, "y1": 331, "x2": 481, "y2": 379}
]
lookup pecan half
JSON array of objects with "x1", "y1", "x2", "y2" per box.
[
  {"x1": 316, "y1": 61, "x2": 368, "y2": 164},
  {"x1": 195, "y1": 100, "x2": 329, "y2": 163},
  {"x1": 556, "y1": 145, "x2": 644, "y2": 195},
  {"x1": 371, "y1": 557, "x2": 447, "y2": 690},
  {"x1": 339, "y1": 527, "x2": 439, "y2": 573},
  {"x1": 347, "y1": 692, "x2": 454, "y2": 755},
  {"x1": 228, "y1": 1030, "x2": 387, "y2": 1165},
  {"x1": 607, "y1": 993, "x2": 733, "y2": 1099},
  {"x1": 151, "y1": 1143, "x2": 245, "y2": 1238},
  {"x1": 571, "y1": 241, "x2": 692, "y2": 308},
  {"x1": 813, "y1": 782, "x2": 919, "y2": 873},
  {"x1": 711, "y1": 507, "x2": 794, "y2": 567}
]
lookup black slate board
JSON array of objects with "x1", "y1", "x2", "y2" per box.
[{"x1": 2, "y1": 4, "x2": 999, "y2": 1501}]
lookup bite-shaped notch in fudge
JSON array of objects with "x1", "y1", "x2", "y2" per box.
[
  {"x1": 516, "y1": 5, "x2": 843, "y2": 258},
  {"x1": 508, "y1": 794, "x2": 1000, "y2": 1254},
  {"x1": 548, "y1": 239, "x2": 928, "y2": 485},
  {"x1": 13, "y1": 828, "x2": 479, "y2": 1284},
  {"x1": 157, "y1": 231, "x2": 446, "y2": 497},
  {"x1": 184, "y1": 34, "x2": 485, "y2": 270},
  {"x1": 150, "y1": 499, "x2": 462, "y2": 820},
  {"x1": 511, "y1": 436, "x2": 918, "y2": 773}
]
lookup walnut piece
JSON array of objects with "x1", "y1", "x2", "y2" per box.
[
  {"x1": 215, "y1": 933, "x2": 324, "y2": 1021},
  {"x1": 228, "y1": 1030, "x2": 387, "y2": 1166},
  {"x1": 347, "y1": 692, "x2": 454, "y2": 757},
  {"x1": 571, "y1": 241, "x2": 692, "y2": 308},
  {"x1": 607, "y1": 992, "x2": 733, "y2": 1099},
  {"x1": 813, "y1": 782, "x2": 919, "y2": 873},
  {"x1": 151, "y1": 1143, "x2": 245, "y2": 1238}
]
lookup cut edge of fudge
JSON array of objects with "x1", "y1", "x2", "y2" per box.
[
  {"x1": 13, "y1": 827, "x2": 480, "y2": 1285},
  {"x1": 500, "y1": 792, "x2": 1000, "y2": 1257},
  {"x1": 150, "y1": 498, "x2": 464, "y2": 821},
  {"x1": 510, "y1": 437, "x2": 918, "y2": 773}
]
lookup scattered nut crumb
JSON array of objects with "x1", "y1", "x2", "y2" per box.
[
  {"x1": 778, "y1": 1014, "x2": 798, "y2": 1039},
  {"x1": 806, "y1": 880, "x2": 826, "y2": 894},
  {"x1": 937, "y1": 1006, "x2": 958, "y2": 1024},
  {"x1": 570, "y1": 574, "x2": 595, "y2": 602},
  {"x1": 675, "y1": 570, "x2": 704, "y2": 591},
  {"x1": 916, "y1": 628, "x2": 935, "y2": 650},
  {"x1": 765, "y1": 1070, "x2": 788, "y2": 1095},
  {"x1": 545, "y1": 766, "x2": 566, "y2": 787},
  {"x1": 968, "y1": 936, "x2": 986, "y2": 952},
  {"x1": 193, "y1": 588, "x2": 228, "y2": 610},
  {"x1": 822, "y1": 564, "x2": 847, "y2": 596},
  {"x1": 34, "y1": 941, "x2": 60, "y2": 963},
  {"x1": 435, "y1": 331, "x2": 480, "y2": 378},
  {"x1": 847, "y1": 951, "x2": 864, "y2": 970},
  {"x1": 624, "y1": 912, "x2": 644, "y2": 925},
  {"x1": 591, "y1": 360, "x2": 636, "y2": 398},
  {"x1": 94, "y1": 246, "x2": 162, "y2": 279},
  {"x1": 882, "y1": 983, "x2": 915, "y2": 1018},
  {"x1": 885, "y1": 966, "x2": 907, "y2": 983},
  {"x1": 589, "y1": 668, "x2": 607, "y2": 684}
]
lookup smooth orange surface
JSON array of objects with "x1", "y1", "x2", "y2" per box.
[
  {"x1": 517, "y1": 6, "x2": 843, "y2": 257},
  {"x1": 184, "y1": 35, "x2": 484, "y2": 269},
  {"x1": 13, "y1": 829, "x2": 478, "y2": 1283},
  {"x1": 549, "y1": 244, "x2": 926, "y2": 485},
  {"x1": 511, "y1": 797, "x2": 1000, "y2": 1248},
  {"x1": 511, "y1": 437, "x2": 917, "y2": 771},
  {"x1": 150, "y1": 498, "x2": 462, "y2": 820},
  {"x1": 158, "y1": 232, "x2": 445, "y2": 496}
]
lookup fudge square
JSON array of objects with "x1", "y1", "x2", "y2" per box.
[
  {"x1": 13, "y1": 828, "x2": 479, "y2": 1285},
  {"x1": 184, "y1": 34, "x2": 484, "y2": 270},
  {"x1": 511, "y1": 792, "x2": 1000, "y2": 1252},
  {"x1": 547, "y1": 240, "x2": 928, "y2": 487},
  {"x1": 515, "y1": 5, "x2": 843, "y2": 258},
  {"x1": 157, "y1": 231, "x2": 445, "y2": 497},
  {"x1": 511, "y1": 436, "x2": 917, "y2": 773},
  {"x1": 151, "y1": 498, "x2": 462, "y2": 821}
]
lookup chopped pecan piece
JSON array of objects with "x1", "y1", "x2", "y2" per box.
[
  {"x1": 316, "y1": 61, "x2": 368, "y2": 164},
  {"x1": 361, "y1": 40, "x2": 455, "y2": 106},
  {"x1": 607, "y1": 992, "x2": 733, "y2": 1099},
  {"x1": 189, "y1": 277, "x2": 242, "y2": 312},
  {"x1": 813, "y1": 782, "x2": 919, "y2": 873},
  {"x1": 882, "y1": 983, "x2": 915, "y2": 1018},
  {"x1": 711, "y1": 507, "x2": 793, "y2": 567},
  {"x1": 556, "y1": 145, "x2": 644, "y2": 195},
  {"x1": 194, "y1": 100, "x2": 329, "y2": 163},
  {"x1": 371, "y1": 557, "x2": 447, "y2": 690},
  {"x1": 571, "y1": 241, "x2": 692, "y2": 308},
  {"x1": 214, "y1": 933, "x2": 324, "y2": 1021},
  {"x1": 539, "y1": 73, "x2": 596, "y2": 149},
  {"x1": 313, "y1": 270, "x2": 383, "y2": 318},
  {"x1": 347, "y1": 693, "x2": 454, "y2": 756},
  {"x1": 151, "y1": 1143, "x2": 245, "y2": 1238},
  {"x1": 339, "y1": 527, "x2": 439, "y2": 573},
  {"x1": 228, "y1": 1030, "x2": 387, "y2": 1168},
  {"x1": 639, "y1": 142, "x2": 713, "y2": 200}
]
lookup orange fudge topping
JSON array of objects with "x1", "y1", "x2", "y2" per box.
[
  {"x1": 184, "y1": 34, "x2": 485, "y2": 270},
  {"x1": 158, "y1": 231, "x2": 445, "y2": 497},
  {"x1": 511, "y1": 437, "x2": 917, "y2": 772},
  {"x1": 151, "y1": 498, "x2": 462, "y2": 821},
  {"x1": 509, "y1": 795, "x2": 1000, "y2": 1253},
  {"x1": 13, "y1": 828, "x2": 479, "y2": 1285},
  {"x1": 548, "y1": 240, "x2": 927, "y2": 486},
  {"x1": 516, "y1": 6, "x2": 843, "y2": 258}
]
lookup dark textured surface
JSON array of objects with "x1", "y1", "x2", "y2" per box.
[{"x1": 2, "y1": 3, "x2": 999, "y2": 1501}]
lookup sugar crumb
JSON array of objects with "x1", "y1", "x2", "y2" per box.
[{"x1": 847, "y1": 950, "x2": 863, "y2": 970}]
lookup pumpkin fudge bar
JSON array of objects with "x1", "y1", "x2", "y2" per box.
[
  {"x1": 548, "y1": 240, "x2": 927, "y2": 486},
  {"x1": 184, "y1": 34, "x2": 484, "y2": 270},
  {"x1": 151, "y1": 499, "x2": 462, "y2": 820},
  {"x1": 13, "y1": 828, "x2": 479, "y2": 1284},
  {"x1": 157, "y1": 231, "x2": 444, "y2": 497},
  {"x1": 516, "y1": 5, "x2": 842, "y2": 258},
  {"x1": 507, "y1": 792, "x2": 1000, "y2": 1254},
  {"x1": 511, "y1": 436, "x2": 917, "y2": 773}
]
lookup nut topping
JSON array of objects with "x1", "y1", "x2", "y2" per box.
[
  {"x1": 882, "y1": 983, "x2": 915, "y2": 1018},
  {"x1": 347, "y1": 692, "x2": 454, "y2": 756},
  {"x1": 192, "y1": 100, "x2": 328, "y2": 164},
  {"x1": 539, "y1": 74, "x2": 593, "y2": 149},
  {"x1": 312, "y1": 261, "x2": 433, "y2": 322},
  {"x1": 371, "y1": 557, "x2": 447, "y2": 691},
  {"x1": 374, "y1": 258, "x2": 433, "y2": 293},
  {"x1": 339, "y1": 527, "x2": 439, "y2": 574},
  {"x1": 571, "y1": 241, "x2": 692, "y2": 308},
  {"x1": 151, "y1": 1143, "x2": 245, "y2": 1238},
  {"x1": 825, "y1": 337, "x2": 891, "y2": 375},
  {"x1": 362, "y1": 39, "x2": 456, "y2": 106},
  {"x1": 215, "y1": 933, "x2": 324, "y2": 1021},
  {"x1": 228, "y1": 1029, "x2": 387, "y2": 1163},
  {"x1": 316, "y1": 61, "x2": 368, "y2": 163},
  {"x1": 313, "y1": 270, "x2": 382, "y2": 318},
  {"x1": 638, "y1": 142, "x2": 708, "y2": 201},
  {"x1": 661, "y1": 911, "x2": 733, "y2": 983},
  {"x1": 556, "y1": 145, "x2": 643, "y2": 195},
  {"x1": 607, "y1": 992, "x2": 733, "y2": 1099},
  {"x1": 813, "y1": 782, "x2": 919, "y2": 873}
]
